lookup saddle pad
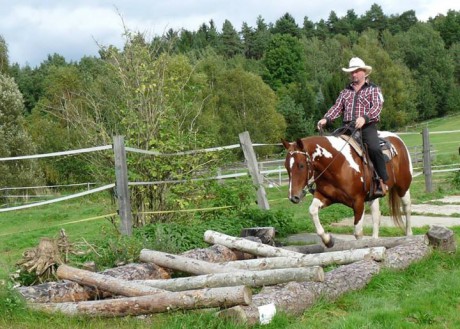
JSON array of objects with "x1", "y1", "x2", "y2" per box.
[{"x1": 338, "y1": 135, "x2": 398, "y2": 161}]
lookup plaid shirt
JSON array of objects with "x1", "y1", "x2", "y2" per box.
[{"x1": 325, "y1": 81, "x2": 384, "y2": 124}]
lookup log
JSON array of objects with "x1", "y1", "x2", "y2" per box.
[
  {"x1": 382, "y1": 239, "x2": 432, "y2": 269},
  {"x1": 204, "y1": 230, "x2": 304, "y2": 258},
  {"x1": 100, "y1": 262, "x2": 170, "y2": 280},
  {"x1": 283, "y1": 235, "x2": 428, "y2": 254},
  {"x1": 240, "y1": 227, "x2": 276, "y2": 246},
  {"x1": 218, "y1": 260, "x2": 381, "y2": 325},
  {"x1": 140, "y1": 249, "x2": 248, "y2": 275},
  {"x1": 181, "y1": 244, "x2": 239, "y2": 262},
  {"x1": 16, "y1": 281, "x2": 95, "y2": 303},
  {"x1": 425, "y1": 225, "x2": 456, "y2": 253},
  {"x1": 30, "y1": 285, "x2": 252, "y2": 317},
  {"x1": 218, "y1": 240, "x2": 433, "y2": 325},
  {"x1": 57, "y1": 264, "x2": 165, "y2": 297},
  {"x1": 16, "y1": 262, "x2": 170, "y2": 303},
  {"x1": 217, "y1": 247, "x2": 386, "y2": 271},
  {"x1": 136, "y1": 267, "x2": 324, "y2": 291}
]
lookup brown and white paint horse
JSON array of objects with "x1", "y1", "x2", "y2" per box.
[{"x1": 283, "y1": 132, "x2": 413, "y2": 247}]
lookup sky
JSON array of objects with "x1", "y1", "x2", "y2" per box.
[{"x1": 1, "y1": 1, "x2": 458, "y2": 68}]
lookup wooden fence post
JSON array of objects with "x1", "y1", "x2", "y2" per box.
[
  {"x1": 238, "y1": 131, "x2": 270, "y2": 210},
  {"x1": 113, "y1": 136, "x2": 133, "y2": 235},
  {"x1": 422, "y1": 127, "x2": 433, "y2": 193}
]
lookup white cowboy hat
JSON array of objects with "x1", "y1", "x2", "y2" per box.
[{"x1": 342, "y1": 57, "x2": 372, "y2": 76}]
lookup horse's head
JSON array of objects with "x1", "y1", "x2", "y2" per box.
[{"x1": 282, "y1": 139, "x2": 311, "y2": 204}]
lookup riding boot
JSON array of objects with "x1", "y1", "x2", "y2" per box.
[{"x1": 373, "y1": 179, "x2": 388, "y2": 198}]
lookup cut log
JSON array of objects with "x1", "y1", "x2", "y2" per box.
[
  {"x1": 425, "y1": 225, "x2": 456, "y2": 253},
  {"x1": 57, "y1": 264, "x2": 165, "y2": 297},
  {"x1": 382, "y1": 239, "x2": 432, "y2": 269},
  {"x1": 218, "y1": 240, "x2": 433, "y2": 325},
  {"x1": 16, "y1": 281, "x2": 95, "y2": 303},
  {"x1": 283, "y1": 235, "x2": 428, "y2": 254},
  {"x1": 204, "y1": 230, "x2": 304, "y2": 258},
  {"x1": 16, "y1": 262, "x2": 170, "y2": 303},
  {"x1": 30, "y1": 286, "x2": 252, "y2": 317},
  {"x1": 180, "y1": 244, "x2": 245, "y2": 263},
  {"x1": 136, "y1": 267, "x2": 324, "y2": 291},
  {"x1": 218, "y1": 260, "x2": 381, "y2": 325},
  {"x1": 140, "y1": 249, "x2": 248, "y2": 275},
  {"x1": 217, "y1": 247, "x2": 386, "y2": 271},
  {"x1": 100, "y1": 262, "x2": 170, "y2": 280},
  {"x1": 240, "y1": 227, "x2": 276, "y2": 245}
]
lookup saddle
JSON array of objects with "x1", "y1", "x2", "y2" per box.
[{"x1": 332, "y1": 127, "x2": 397, "y2": 200}]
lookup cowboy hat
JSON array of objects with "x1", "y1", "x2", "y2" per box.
[{"x1": 342, "y1": 57, "x2": 372, "y2": 76}]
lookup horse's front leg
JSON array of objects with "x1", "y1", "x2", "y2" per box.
[
  {"x1": 353, "y1": 202, "x2": 366, "y2": 240},
  {"x1": 368, "y1": 199, "x2": 381, "y2": 239},
  {"x1": 309, "y1": 197, "x2": 334, "y2": 248}
]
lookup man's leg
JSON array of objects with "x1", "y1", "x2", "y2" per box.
[{"x1": 362, "y1": 123, "x2": 388, "y2": 196}]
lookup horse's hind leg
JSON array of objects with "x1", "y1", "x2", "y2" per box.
[
  {"x1": 401, "y1": 191, "x2": 413, "y2": 236},
  {"x1": 309, "y1": 197, "x2": 334, "y2": 247}
]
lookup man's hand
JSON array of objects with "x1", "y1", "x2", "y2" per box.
[
  {"x1": 355, "y1": 117, "x2": 365, "y2": 129},
  {"x1": 317, "y1": 118, "x2": 327, "y2": 130}
]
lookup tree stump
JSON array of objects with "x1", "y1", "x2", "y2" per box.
[
  {"x1": 240, "y1": 227, "x2": 276, "y2": 246},
  {"x1": 426, "y1": 225, "x2": 456, "y2": 253}
]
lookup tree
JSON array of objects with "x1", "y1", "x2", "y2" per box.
[
  {"x1": 252, "y1": 16, "x2": 271, "y2": 60},
  {"x1": 387, "y1": 10, "x2": 418, "y2": 34},
  {"x1": 241, "y1": 22, "x2": 256, "y2": 59},
  {"x1": 301, "y1": 16, "x2": 315, "y2": 38},
  {"x1": 395, "y1": 23, "x2": 456, "y2": 119},
  {"x1": 276, "y1": 95, "x2": 309, "y2": 140},
  {"x1": 430, "y1": 10, "x2": 460, "y2": 48},
  {"x1": 271, "y1": 13, "x2": 301, "y2": 37},
  {"x1": 263, "y1": 34, "x2": 307, "y2": 90},
  {"x1": 0, "y1": 35, "x2": 8, "y2": 74},
  {"x1": 210, "y1": 67, "x2": 286, "y2": 147},
  {"x1": 219, "y1": 20, "x2": 242, "y2": 58},
  {"x1": 360, "y1": 3, "x2": 388, "y2": 33},
  {"x1": 0, "y1": 74, "x2": 42, "y2": 188}
]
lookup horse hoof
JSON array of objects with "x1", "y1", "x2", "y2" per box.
[{"x1": 324, "y1": 235, "x2": 335, "y2": 248}]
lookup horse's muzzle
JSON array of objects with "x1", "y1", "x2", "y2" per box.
[{"x1": 289, "y1": 189, "x2": 307, "y2": 204}]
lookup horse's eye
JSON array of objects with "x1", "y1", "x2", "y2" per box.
[{"x1": 299, "y1": 163, "x2": 305, "y2": 169}]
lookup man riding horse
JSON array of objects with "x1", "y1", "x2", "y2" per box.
[{"x1": 317, "y1": 57, "x2": 388, "y2": 197}]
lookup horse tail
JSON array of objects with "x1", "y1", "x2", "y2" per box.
[{"x1": 388, "y1": 187, "x2": 404, "y2": 229}]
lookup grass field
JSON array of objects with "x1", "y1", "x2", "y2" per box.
[{"x1": 1, "y1": 114, "x2": 460, "y2": 328}]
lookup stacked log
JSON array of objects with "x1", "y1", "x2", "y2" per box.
[{"x1": 17, "y1": 225, "x2": 452, "y2": 323}]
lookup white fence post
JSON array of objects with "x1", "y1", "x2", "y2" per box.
[
  {"x1": 238, "y1": 131, "x2": 270, "y2": 210},
  {"x1": 113, "y1": 135, "x2": 133, "y2": 235}
]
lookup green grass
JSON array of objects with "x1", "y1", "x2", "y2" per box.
[{"x1": 0, "y1": 194, "x2": 117, "y2": 278}]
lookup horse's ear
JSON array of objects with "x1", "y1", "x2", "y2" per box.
[
  {"x1": 296, "y1": 138, "x2": 305, "y2": 150},
  {"x1": 281, "y1": 139, "x2": 291, "y2": 150}
]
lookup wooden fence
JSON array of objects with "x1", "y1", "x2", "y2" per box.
[{"x1": 2, "y1": 128, "x2": 459, "y2": 236}]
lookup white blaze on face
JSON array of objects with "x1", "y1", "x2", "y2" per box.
[
  {"x1": 288, "y1": 156, "x2": 295, "y2": 197},
  {"x1": 326, "y1": 136, "x2": 360, "y2": 173}
]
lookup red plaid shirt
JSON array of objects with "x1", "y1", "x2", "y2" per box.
[{"x1": 325, "y1": 81, "x2": 384, "y2": 124}]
